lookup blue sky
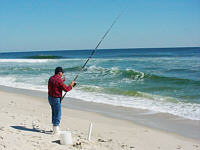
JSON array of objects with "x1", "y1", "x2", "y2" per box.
[{"x1": 0, "y1": 0, "x2": 200, "y2": 52}]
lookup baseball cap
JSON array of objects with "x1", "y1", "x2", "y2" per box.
[{"x1": 55, "y1": 67, "x2": 64, "y2": 74}]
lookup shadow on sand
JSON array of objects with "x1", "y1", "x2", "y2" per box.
[
  {"x1": 11, "y1": 126, "x2": 52, "y2": 134},
  {"x1": 52, "y1": 140, "x2": 61, "y2": 144}
]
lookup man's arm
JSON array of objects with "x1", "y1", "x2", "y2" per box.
[
  {"x1": 60, "y1": 82, "x2": 72, "y2": 92},
  {"x1": 60, "y1": 80, "x2": 75, "y2": 92}
]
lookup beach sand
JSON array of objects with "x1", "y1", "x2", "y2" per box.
[{"x1": 0, "y1": 89, "x2": 199, "y2": 150}]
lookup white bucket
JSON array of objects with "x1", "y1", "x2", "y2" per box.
[{"x1": 60, "y1": 130, "x2": 73, "y2": 145}]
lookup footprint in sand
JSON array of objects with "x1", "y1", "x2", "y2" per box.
[
  {"x1": 0, "y1": 144, "x2": 6, "y2": 149},
  {"x1": 32, "y1": 121, "x2": 40, "y2": 129},
  {"x1": 10, "y1": 116, "x2": 16, "y2": 119},
  {"x1": 130, "y1": 146, "x2": 135, "y2": 149},
  {"x1": 176, "y1": 145, "x2": 182, "y2": 149},
  {"x1": 98, "y1": 139, "x2": 106, "y2": 142},
  {"x1": 0, "y1": 127, "x2": 4, "y2": 131},
  {"x1": 73, "y1": 142, "x2": 82, "y2": 149},
  {"x1": 8, "y1": 101, "x2": 15, "y2": 106},
  {"x1": 193, "y1": 144, "x2": 199, "y2": 148},
  {"x1": 121, "y1": 144, "x2": 128, "y2": 148}
]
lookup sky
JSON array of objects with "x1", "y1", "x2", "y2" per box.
[{"x1": 0, "y1": 0, "x2": 200, "y2": 52}]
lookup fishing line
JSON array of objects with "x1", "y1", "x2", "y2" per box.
[{"x1": 62, "y1": 10, "x2": 124, "y2": 100}]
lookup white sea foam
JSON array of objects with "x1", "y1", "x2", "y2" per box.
[
  {"x1": 0, "y1": 58, "x2": 110, "y2": 64},
  {"x1": 0, "y1": 76, "x2": 199, "y2": 120},
  {"x1": 0, "y1": 76, "x2": 47, "y2": 92},
  {"x1": 67, "y1": 88, "x2": 200, "y2": 120}
]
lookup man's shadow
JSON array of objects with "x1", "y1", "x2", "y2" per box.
[{"x1": 11, "y1": 126, "x2": 52, "y2": 134}]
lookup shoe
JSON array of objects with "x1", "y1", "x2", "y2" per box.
[{"x1": 52, "y1": 126, "x2": 61, "y2": 135}]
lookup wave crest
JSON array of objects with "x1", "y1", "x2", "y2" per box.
[{"x1": 84, "y1": 65, "x2": 200, "y2": 84}]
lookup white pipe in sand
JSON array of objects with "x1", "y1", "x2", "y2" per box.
[{"x1": 88, "y1": 122, "x2": 93, "y2": 141}]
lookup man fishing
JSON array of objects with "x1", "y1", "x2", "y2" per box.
[
  {"x1": 47, "y1": 10, "x2": 122, "y2": 135},
  {"x1": 48, "y1": 67, "x2": 76, "y2": 134}
]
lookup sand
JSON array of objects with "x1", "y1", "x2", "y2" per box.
[{"x1": 0, "y1": 89, "x2": 199, "y2": 150}]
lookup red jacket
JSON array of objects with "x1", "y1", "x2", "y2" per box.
[{"x1": 48, "y1": 74, "x2": 72, "y2": 98}]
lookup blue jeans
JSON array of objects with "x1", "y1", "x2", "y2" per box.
[{"x1": 48, "y1": 96, "x2": 61, "y2": 126}]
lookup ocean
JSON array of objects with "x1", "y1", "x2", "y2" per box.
[{"x1": 0, "y1": 47, "x2": 200, "y2": 120}]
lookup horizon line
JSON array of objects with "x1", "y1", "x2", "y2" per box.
[{"x1": 0, "y1": 46, "x2": 200, "y2": 53}]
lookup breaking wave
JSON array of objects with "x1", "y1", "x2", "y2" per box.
[{"x1": 82, "y1": 66, "x2": 200, "y2": 85}]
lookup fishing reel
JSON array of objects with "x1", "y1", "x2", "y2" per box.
[{"x1": 73, "y1": 82, "x2": 76, "y2": 87}]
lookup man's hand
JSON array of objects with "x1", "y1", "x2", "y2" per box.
[
  {"x1": 70, "y1": 81, "x2": 76, "y2": 87},
  {"x1": 62, "y1": 76, "x2": 66, "y2": 82}
]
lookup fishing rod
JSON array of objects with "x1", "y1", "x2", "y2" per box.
[{"x1": 62, "y1": 10, "x2": 124, "y2": 100}]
